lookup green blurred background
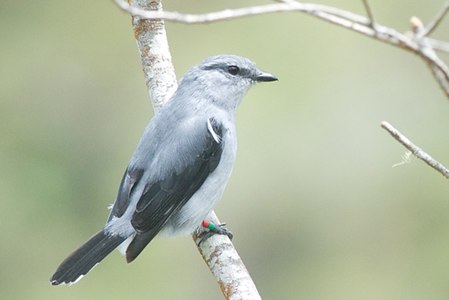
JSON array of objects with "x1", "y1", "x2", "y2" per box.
[{"x1": 2, "y1": 0, "x2": 449, "y2": 299}]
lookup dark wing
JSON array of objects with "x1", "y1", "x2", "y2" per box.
[{"x1": 126, "y1": 117, "x2": 224, "y2": 262}]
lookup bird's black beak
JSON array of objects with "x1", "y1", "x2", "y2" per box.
[{"x1": 255, "y1": 71, "x2": 278, "y2": 82}]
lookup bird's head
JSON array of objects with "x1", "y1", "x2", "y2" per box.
[{"x1": 177, "y1": 55, "x2": 278, "y2": 111}]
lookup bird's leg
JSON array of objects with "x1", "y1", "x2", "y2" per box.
[
  {"x1": 196, "y1": 220, "x2": 233, "y2": 246},
  {"x1": 202, "y1": 220, "x2": 234, "y2": 239}
]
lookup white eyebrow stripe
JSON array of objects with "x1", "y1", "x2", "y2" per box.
[{"x1": 207, "y1": 118, "x2": 221, "y2": 143}]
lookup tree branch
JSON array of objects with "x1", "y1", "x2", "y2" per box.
[
  {"x1": 361, "y1": 0, "x2": 376, "y2": 29},
  {"x1": 422, "y1": 1, "x2": 449, "y2": 37},
  {"x1": 130, "y1": 0, "x2": 177, "y2": 112},
  {"x1": 410, "y1": 16, "x2": 449, "y2": 99},
  {"x1": 192, "y1": 212, "x2": 261, "y2": 300},
  {"x1": 114, "y1": 0, "x2": 449, "y2": 99},
  {"x1": 113, "y1": 0, "x2": 371, "y2": 26},
  {"x1": 128, "y1": 0, "x2": 261, "y2": 299},
  {"x1": 428, "y1": 38, "x2": 449, "y2": 53},
  {"x1": 381, "y1": 121, "x2": 449, "y2": 179}
]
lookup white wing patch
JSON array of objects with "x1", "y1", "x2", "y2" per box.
[{"x1": 207, "y1": 118, "x2": 221, "y2": 143}]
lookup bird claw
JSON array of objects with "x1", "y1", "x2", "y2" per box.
[{"x1": 196, "y1": 222, "x2": 233, "y2": 246}]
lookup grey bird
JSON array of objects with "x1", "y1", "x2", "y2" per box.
[{"x1": 50, "y1": 54, "x2": 277, "y2": 285}]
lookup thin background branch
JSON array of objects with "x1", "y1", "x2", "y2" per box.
[
  {"x1": 361, "y1": 0, "x2": 376, "y2": 29},
  {"x1": 113, "y1": 0, "x2": 449, "y2": 99},
  {"x1": 128, "y1": 0, "x2": 261, "y2": 299},
  {"x1": 381, "y1": 121, "x2": 449, "y2": 179},
  {"x1": 422, "y1": 1, "x2": 449, "y2": 36}
]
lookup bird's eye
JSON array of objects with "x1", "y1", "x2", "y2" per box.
[{"x1": 227, "y1": 65, "x2": 240, "y2": 76}]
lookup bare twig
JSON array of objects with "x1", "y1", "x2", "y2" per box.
[
  {"x1": 422, "y1": 1, "x2": 449, "y2": 37},
  {"x1": 276, "y1": 0, "x2": 300, "y2": 4},
  {"x1": 361, "y1": 0, "x2": 376, "y2": 29},
  {"x1": 428, "y1": 38, "x2": 449, "y2": 53},
  {"x1": 410, "y1": 16, "x2": 449, "y2": 99},
  {"x1": 114, "y1": 0, "x2": 370, "y2": 25},
  {"x1": 381, "y1": 121, "x2": 449, "y2": 179},
  {"x1": 128, "y1": 0, "x2": 261, "y2": 299},
  {"x1": 113, "y1": 0, "x2": 449, "y2": 99}
]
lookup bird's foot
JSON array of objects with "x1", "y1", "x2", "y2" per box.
[{"x1": 196, "y1": 220, "x2": 233, "y2": 246}]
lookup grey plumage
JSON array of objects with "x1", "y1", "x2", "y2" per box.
[{"x1": 50, "y1": 54, "x2": 277, "y2": 285}]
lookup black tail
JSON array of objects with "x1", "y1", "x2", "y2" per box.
[{"x1": 50, "y1": 230, "x2": 126, "y2": 285}]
